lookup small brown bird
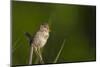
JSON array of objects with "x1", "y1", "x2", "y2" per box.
[
  {"x1": 25, "y1": 23, "x2": 50, "y2": 64},
  {"x1": 33, "y1": 23, "x2": 50, "y2": 48}
]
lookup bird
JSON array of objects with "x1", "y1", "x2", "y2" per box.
[{"x1": 24, "y1": 23, "x2": 50, "y2": 64}]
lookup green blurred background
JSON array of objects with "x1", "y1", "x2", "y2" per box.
[{"x1": 12, "y1": 1, "x2": 96, "y2": 65}]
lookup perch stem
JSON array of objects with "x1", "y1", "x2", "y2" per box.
[{"x1": 29, "y1": 46, "x2": 34, "y2": 65}]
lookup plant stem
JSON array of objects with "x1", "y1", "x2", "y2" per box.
[
  {"x1": 53, "y1": 39, "x2": 66, "y2": 63},
  {"x1": 29, "y1": 46, "x2": 34, "y2": 65}
]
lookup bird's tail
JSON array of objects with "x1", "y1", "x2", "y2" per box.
[{"x1": 24, "y1": 32, "x2": 32, "y2": 45}]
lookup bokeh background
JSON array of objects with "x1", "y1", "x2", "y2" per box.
[{"x1": 12, "y1": 1, "x2": 96, "y2": 66}]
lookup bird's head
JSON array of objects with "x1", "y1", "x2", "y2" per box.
[{"x1": 40, "y1": 23, "x2": 50, "y2": 32}]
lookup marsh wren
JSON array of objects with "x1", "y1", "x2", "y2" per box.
[{"x1": 25, "y1": 23, "x2": 50, "y2": 64}]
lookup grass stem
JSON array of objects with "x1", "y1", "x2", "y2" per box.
[
  {"x1": 29, "y1": 46, "x2": 34, "y2": 65},
  {"x1": 53, "y1": 39, "x2": 66, "y2": 63}
]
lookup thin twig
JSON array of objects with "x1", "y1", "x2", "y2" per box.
[{"x1": 53, "y1": 39, "x2": 66, "y2": 63}]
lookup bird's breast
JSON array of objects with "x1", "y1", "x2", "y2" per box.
[{"x1": 34, "y1": 31, "x2": 49, "y2": 48}]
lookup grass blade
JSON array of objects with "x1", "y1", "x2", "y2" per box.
[
  {"x1": 12, "y1": 39, "x2": 20, "y2": 53},
  {"x1": 53, "y1": 39, "x2": 66, "y2": 63}
]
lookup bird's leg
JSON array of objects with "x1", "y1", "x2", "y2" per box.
[
  {"x1": 34, "y1": 46, "x2": 44, "y2": 64},
  {"x1": 37, "y1": 47, "x2": 44, "y2": 64}
]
